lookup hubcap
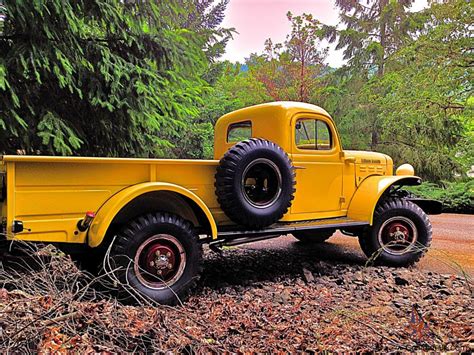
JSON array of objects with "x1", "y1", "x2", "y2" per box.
[
  {"x1": 134, "y1": 234, "x2": 186, "y2": 289},
  {"x1": 378, "y1": 216, "x2": 418, "y2": 255},
  {"x1": 241, "y1": 158, "x2": 282, "y2": 209}
]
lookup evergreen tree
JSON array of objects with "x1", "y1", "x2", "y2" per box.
[
  {"x1": 0, "y1": 0, "x2": 206, "y2": 157},
  {"x1": 174, "y1": 0, "x2": 233, "y2": 63},
  {"x1": 327, "y1": 0, "x2": 415, "y2": 76},
  {"x1": 323, "y1": 0, "x2": 417, "y2": 149},
  {"x1": 370, "y1": 0, "x2": 473, "y2": 180}
]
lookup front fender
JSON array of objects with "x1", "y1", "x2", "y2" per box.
[
  {"x1": 87, "y1": 182, "x2": 218, "y2": 247},
  {"x1": 347, "y1": 175, "x2": 422, "y2": 225}
]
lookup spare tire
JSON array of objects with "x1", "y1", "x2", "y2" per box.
[{"x1": 215, "y1": 138, "x2": 296, "y2": 228}]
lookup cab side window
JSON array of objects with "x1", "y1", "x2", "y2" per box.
[
  {"x1": 295, "y1": 119, "x2": 332, "y2": 150},
  {"x1": 227, "y1": 121, "x2": 252, "y2": 143}
]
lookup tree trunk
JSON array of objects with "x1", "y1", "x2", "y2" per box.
[
  {"x1": 371, "y1": 128, "x2": 379, "y2": 150},
  {"x1": 378, "y1": 0, "x2": 388, "y2": 77},
  {"x1": 299, "y1": 51, "x2": 305, "y2": 101}
]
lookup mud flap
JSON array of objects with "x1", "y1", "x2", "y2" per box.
[{"x1": 408, "y1": 198, "x2": 443, "y2": 215}]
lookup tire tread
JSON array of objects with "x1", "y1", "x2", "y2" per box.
[{"x1": 359, "y1": 198, "x2": 432, "y2": 266}]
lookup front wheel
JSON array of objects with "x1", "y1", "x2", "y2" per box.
[
  {"x1": 109, "y1": 213, "x2": 202, "y2": 305},
  {"x1": 359, "y1": 198, "x2": 432, "y2": 267}
]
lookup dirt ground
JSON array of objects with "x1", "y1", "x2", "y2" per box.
[
  {"x1": 0, "y1": 214, "x2": 472, "y2": 352},
  {"x1": 241, "y1": 213, "x2": 474, "y2": 277}
]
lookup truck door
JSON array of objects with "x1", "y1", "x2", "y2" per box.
[{"x1": 290, "y1": 114, "x2": 344, "y2": 217}]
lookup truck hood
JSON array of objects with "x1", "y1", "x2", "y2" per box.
[
  {"x1": 344, "y1": 150, "x2": 393, "y2": 185},
  {"x1": 344, "y1": 150, "x2": 390, "y2": 165}
]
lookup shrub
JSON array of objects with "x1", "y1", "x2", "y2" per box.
[{"x1": 408, "y1": 180, "x2": 474, "y2": 214}]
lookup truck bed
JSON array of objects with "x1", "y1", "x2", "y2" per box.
[{"x1": 0, "y1": 155, "x2": 221, "y2": 243}]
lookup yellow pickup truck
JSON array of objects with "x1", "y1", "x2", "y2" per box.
[{"x1": 0, "y1": 102, "x2": 441, "y2": 304}]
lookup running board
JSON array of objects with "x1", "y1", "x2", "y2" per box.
[{"x1": 217, "y1": 218, "x2": 368, "y2": 239}]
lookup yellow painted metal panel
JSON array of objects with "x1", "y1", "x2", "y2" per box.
[
  {"x1": 3, "y1": 158, "x2": 219, "y2": 243},
  {"x1": 14, "y1": 219, "x2": 86, "y2": 243},
  {"x1": 2, "y1": 155, "x2": 217, "y2": 165},
  {"x1": 87, "y1": 182, "x2": 218, "y2": 247},
  {"x1": 289, "y1": 113, "x2": 344, "y2": 214},
  {"x1": 15, "y1": 162, "x2": 150, "y2": 186},
  {"x1": 280, "y1": 210, "x2": 347, "y2": 222},
  {"x1": 213, "y1": 101, "x2": 334, "y2": 159},
  {"x1": 347, "y1": 175, "x2": 419, "y2": 224},
  {"x1": 5, "y1": 162, "x2": 16, "y2": 238},
  {"x1": 15, "y1": 190, "x2": 112, "y2": 217}
]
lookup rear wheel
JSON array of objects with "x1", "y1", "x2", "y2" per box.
[
  {"x1": 359, "y1": 198, "x2": 432, "y2": 266},
  {"x1": 109, "y1": 213, "x2": 202, "y2": 305},
  {"x1": 293, "y1": 229, "x2": 335, "y2": 243}
]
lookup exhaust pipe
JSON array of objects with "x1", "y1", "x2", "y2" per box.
[{"x1": 209, "y1": 234, "x2": 280, "y2": 253}]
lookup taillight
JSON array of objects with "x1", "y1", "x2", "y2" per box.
[{"x1": 77, "y1": 211, "x2": 96, "y2": 232}]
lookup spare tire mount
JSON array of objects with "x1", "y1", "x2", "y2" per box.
[
  {"x1": 215, "y1": 138, "x2": 296, "y2": 228},
  {"x1": 242, "y1": 157, "x2": 282, "y2": 209}
]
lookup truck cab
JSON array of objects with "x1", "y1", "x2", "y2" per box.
[{"x1": 214, "y1": 102, "x2": 399, "y2": 224}]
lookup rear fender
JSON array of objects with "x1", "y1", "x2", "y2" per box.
[
  {"x1": 87, "y1": 182, "x2": 217, "y2": 247},
  {"x1": 347, "y1": 176, "x2": 422, "y2": 225}
]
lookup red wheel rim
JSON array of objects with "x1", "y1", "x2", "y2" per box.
[
  {"x1": 134, "y1": 234, "x2": 186, "y2": 289},
  {"x1": 378, "y1": 216, "x2": 418, "y2": 255}
]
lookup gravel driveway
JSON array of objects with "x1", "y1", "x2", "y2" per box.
[{"x1": 240, "y1": 214, "x2": 474, "y2": 276}]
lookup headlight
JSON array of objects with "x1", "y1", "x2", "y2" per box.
[{"x1": 396, "y1": 164, "x2": 415, "y2": 176}]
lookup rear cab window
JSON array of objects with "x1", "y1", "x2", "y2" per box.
[{"x1": 227, "y1": 121, "x2": 252, "y2": 143}]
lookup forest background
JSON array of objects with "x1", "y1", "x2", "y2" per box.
[{"x1": 0, "y1": 0, "x2": 472, "y2": 210}]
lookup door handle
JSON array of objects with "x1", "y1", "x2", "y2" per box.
[{"x1": 344, "y1": 157, "x2": 356, "y2": 163}]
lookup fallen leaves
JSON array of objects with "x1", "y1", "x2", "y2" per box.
[{"x1": 0, "y1": 245, "x2": 472, "y2": 352}]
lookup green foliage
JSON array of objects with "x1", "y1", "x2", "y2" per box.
[
  {"x1": 456, "y1": 97, "x2": 474, "y2": 172},
  {"x1": 0, "y1": 0, "x2": 206, "y2": 157},
  {"x1": 316, "y1": 68, "x2": 372, "y2": 150},
  {"x1": 360, "y1": 0, "x2": 472, "y2": 181},
  {"x1": 199, "y1": 62, "x2": 271, "y2": 123},
  {"x1": 0, "y1": 0, "x2": 471, "y2": 186},
  {"x1": 408, "y1": 180, "x2": 474, "y2": 214},
  {"x1": 247, "y1": 13, "x2": 327, "y2": 102},
  {"x1": 317, "y1": 0, "x2": 473, "y2": 181},
  {"x1": 328, "y1": 0, "x2": 415, "y2": 76},
  {"x1": 172, "y1": 0, "x2": 233, "y2": 62},
  {"x1": 170, "y1": 62, "x2": 272, "y2": 159}
]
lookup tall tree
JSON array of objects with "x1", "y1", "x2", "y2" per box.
[
  {"x1": 0, "y1": 0, "x2": 206, "y2": 157},
  {"x1": 286, "y1": 12, "x2": 327, "y2": 101},
  {"x1": 161, "y1": 0, "x2": 235, "y2": 159},
  {"x1": 171, "y1": 0, "x2": 233, "y2": 64},
  {"x1": 248, "y1": 41, "x2": 297, "y2": 101},
  {"x1": 249, "y1": 12, "x2": 327, "y2": 102},
  {"x1": 327, "y1": 0, "x2": 415, "y2": 76},
  {"x1": 368, "y1": 0, "x2": 473, "y2": 180},
  {"x1": 324, "y1": 0, "x2": 417, "y2": 150}
]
